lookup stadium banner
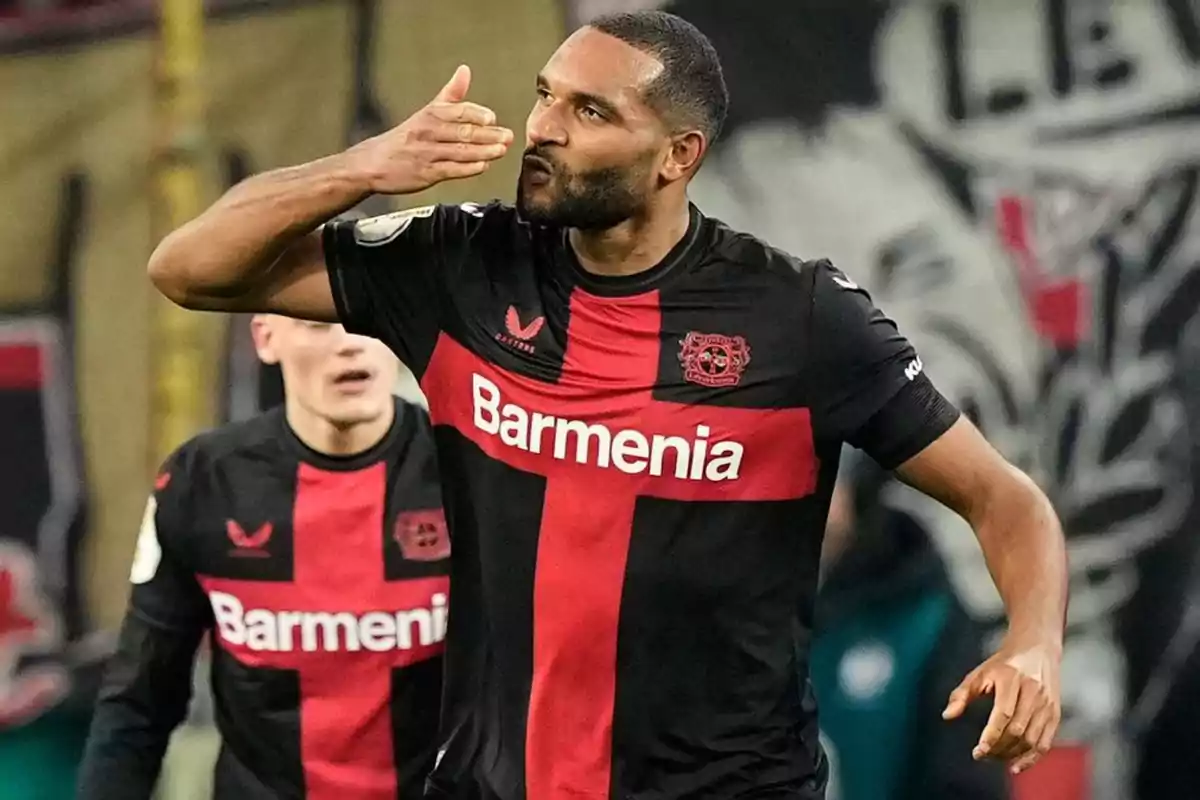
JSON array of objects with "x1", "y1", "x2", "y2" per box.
[
  {"x1": 0, "y1": 1, "x2": 355, "y2": 637},
  {"x1": 564, "y1": 1, "x2": 1200, "y2": 797},
  {"x1": 1, "y1": 0, "x2": 562, "y2": 630},
  {"x1": 0, "y1": 171, "x2": 103, "y2": 729},
  {"x1": 0, "y1": 3, "x2": 347, "y2": 728}
]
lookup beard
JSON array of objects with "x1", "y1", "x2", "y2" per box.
[{"x1": 516, "y1": 150, "x2": 650, "y2": 231}]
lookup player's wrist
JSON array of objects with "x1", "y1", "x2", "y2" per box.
[
  {"x1": 1000, "y1": 625, "x2": 1064, "y2": 661},
  {"x1": 330, "y1": 145, "x2": 393, "y2": 197}
]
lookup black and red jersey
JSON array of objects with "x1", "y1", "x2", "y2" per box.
[
  {"x1": 78, "y1": 400, "x2": 450, "y2": 800},
  {"x1": 324, "y1": 202, "x2": 959, "y2": 800}
]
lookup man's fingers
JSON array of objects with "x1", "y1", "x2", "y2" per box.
[
  {"x1": 434, "y1": 64, "x2": 471, "y2": 103},
  {"x1": 431, "y1": 142, "x2": 510, "y2": 163},
  {"x1": 428, "y1": 101, "x2": 498, "y2": 127},
  {"x1": 991, "y1": 678, "x2": 1042, "y2": 758},
  {"x1": 1038, "y1": 703, "x2": 1061, "y2": 754},
  {"x1": 428, "y1": 121, "x2": 514, "y2": 146},
  {"x1": 973, "y1": 672, "x2": 1017, "y2": 759},
  {"x1": 1011, "y1": 750, "x2": 1041, "y2": 775},
  {"x1": 431, "y1": 161, "x2": 490, "y2": 181},
  {"x1": 1012, "y1": 714, "x2": 1051, "y2": 772},
  {"x1": 942, "y1": 679, "x2": 976, "y2": 721},
  {"x1": 1009, "y1": 705, "x2": 1053, "y2": 773}
]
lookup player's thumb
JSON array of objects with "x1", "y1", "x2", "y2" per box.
[
  {"x1": 435, "y1": 64, "x2": 471, "y2": 103},
  {"x1": 942, "y1": 677, "x2": 977, "y2": 720}
]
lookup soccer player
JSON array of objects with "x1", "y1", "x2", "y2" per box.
[
  {"x1": 144, "y1": 10, "x2": 1068, "y2": 799},
  {"x1": 77, "y1": 316, "x2": 450, "y2": 799}
]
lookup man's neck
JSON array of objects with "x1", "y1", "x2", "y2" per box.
[
  {"x1": 285, "y1": 397, "x2": 395, "y2": 457},
  {"x1": 568, "y1": 198, "x2": 691, "y2": 279}
]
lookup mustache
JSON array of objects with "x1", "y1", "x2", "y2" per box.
[{"x1": 522, "y1": 147, "x2": 559, "y2": 172}]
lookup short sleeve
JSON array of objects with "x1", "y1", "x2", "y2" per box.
[
  {"x1": 806, "y1": 259, "x2": 957, "y2": 465},
  {"x1": 126, "y1": 449, "x2": 210, "y2": 633},
  {"x1": 323, "y1": 203, "x2": 481, "y2": 377}
]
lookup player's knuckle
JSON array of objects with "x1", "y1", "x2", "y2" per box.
[
  {"x1": 415, "y1": 145, "x2": 438, "y2": 165},
  {"x1": 401, "y1": 126, "x2": 424, "y2": 146}
]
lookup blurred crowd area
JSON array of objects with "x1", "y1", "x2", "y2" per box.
[{"x1": 3, "y1": 0, "x2": 1200, "y2": 798}]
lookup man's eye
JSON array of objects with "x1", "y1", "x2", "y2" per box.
[{"x1": 582, "y1": 107, "x2": 604, "y2": 121}]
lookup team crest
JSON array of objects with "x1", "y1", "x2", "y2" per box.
[
  {"x1": 394, "y1": 509, "x2": 451, "y2": 562},
  {"x1": 678, "y1": 332, "x2": 751, "y2": 388}
]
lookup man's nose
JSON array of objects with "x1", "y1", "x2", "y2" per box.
[
  {"x1": 527, "y1": 105, "x2": 568, "y2": 148},
  {"x1": 332, "y1": 328, "x2": 366, "y2": 356}
]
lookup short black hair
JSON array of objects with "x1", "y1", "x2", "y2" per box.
[{"x1": 588, "y1": 10, "x2": 728, "y2": 144}]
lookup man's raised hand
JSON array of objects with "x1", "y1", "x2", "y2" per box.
[{"x1": 347, "y1": 65, "x2": 514, "y2": 194}]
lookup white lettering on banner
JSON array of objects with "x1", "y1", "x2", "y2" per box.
[
  {"x1": 208, "y1": 591, "x2": 448, "y2": 653},
  {"x1": 470, "y1": 373, "x2": 745, "y2": 481}
]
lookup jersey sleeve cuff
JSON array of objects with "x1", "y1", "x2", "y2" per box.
[
  {"x1": 857, "y1": 374, "x2": 961, "y2": 469},
  {"x1": 322, "y1": 222, "x2": 377, "y2": 339}
]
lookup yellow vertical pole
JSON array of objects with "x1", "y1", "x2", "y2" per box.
[{"x1": 149, "y1": 0, "x2": 214, "y2": 471}]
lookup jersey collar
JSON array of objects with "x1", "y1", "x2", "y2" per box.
[
  {"x1": 554, "y1": 203, "x2": 706, "y2": 297},
  {"x1": 279, "y1": 398, "x2": 406, "y2": 472}
]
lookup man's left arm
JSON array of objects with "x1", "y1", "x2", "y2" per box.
[
  {"x1": 806, "y1": 259, "x2": 1067, "y2": 774},
  {"x1": 893, "y1": 417, "x2": 1066, "y2": 773}
]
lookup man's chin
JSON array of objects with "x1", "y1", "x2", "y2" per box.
[
  {"x1": 517, "y1": 187, "x2": 559, "y2": 224},
  {"x1": 325, "y1": 394, "x2": 391, "y2": 427}
]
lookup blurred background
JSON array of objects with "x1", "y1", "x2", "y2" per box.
[{"x1": 1, "y1": 0, "x2": 1198, "y2": 798}]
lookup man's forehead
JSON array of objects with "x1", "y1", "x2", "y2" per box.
[{"x1": 543, "y1": 27, "x2": 664, "y2": 106}]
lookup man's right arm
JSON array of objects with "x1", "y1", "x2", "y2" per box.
[
  {"x1": 147, "y1": 65, "x2": 511, "y2": 322},
  {"x1": 77, "y1": 456, "x2": 212, "y2": 800},
  {"x1": 76, "y1": 617, "x2": 204, "y2": 800},
  {"x1": 148, "y1": 155, "x2": 363, "y2": 320}
]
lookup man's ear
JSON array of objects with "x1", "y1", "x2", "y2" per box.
[
  {"x1": 660, "y1": 130, "x2": 707, "y2": 182},
  {"x1": 250, "y1": 315, "x2": 281, "y2": 365}
]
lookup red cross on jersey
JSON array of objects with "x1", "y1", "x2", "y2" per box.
[
  {"x1": 325, "y1": 201, "x2": 941, "y2": 800},
  {"x1": 110, "y1": 401, "x2": 450, "y2": 799}
]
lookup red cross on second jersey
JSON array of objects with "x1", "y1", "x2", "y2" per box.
[
  {"x1": 197, "y1": 462, "x2": 449, "y2": 800},
  {"x1": 424, "y1": 290, "x2": 818, "y2": 800}
]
